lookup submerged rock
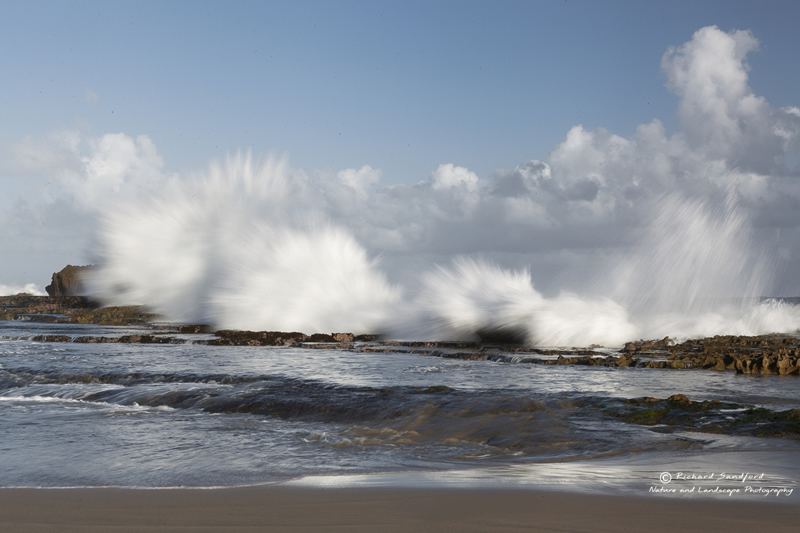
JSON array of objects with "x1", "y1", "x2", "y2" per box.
[
  {"x1": 178, "y1": 325, "x2": 214, "y2": 334},
  {"x1": 204, "y1": 330, "x2": 364, "y2": 346},
  {"x1": 600, "y1": 395, "x2": 800, "y2": 438}
]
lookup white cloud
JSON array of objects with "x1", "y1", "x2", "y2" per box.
[
  {"x1": 429, "y1": 163, "x2": 480, "y2": 192},
  {"x1": 4, "y1": 25, "x2": 800, "y2": 318},
  {"x1": 661, "y1": 26, "x2": 793, "y2": 174},
  {"x1": 337, "y1": 165, "x2": 381, "y2": 198},
  {"x1": 58, "y1": 133, "x2": 172, "y2": 209}
]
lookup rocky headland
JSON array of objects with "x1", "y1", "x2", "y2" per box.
[{"x1": 44, "y1": 264, "x2": 93, "y2": 297}]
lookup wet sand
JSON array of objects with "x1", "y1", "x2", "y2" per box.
[{"x1": 0, "y1": 487, "x2": 797, "y2": 532}]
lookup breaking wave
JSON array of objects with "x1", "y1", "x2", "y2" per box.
[
  {"x1": 85, "y1": 156, "x2": 800, "y2": 346},
  {"x1": 86, "y1": 154, "x2": 400, "y2": 335},
  {"x1": 0, "y1": 283, "x2": 46, "y2": 296}
]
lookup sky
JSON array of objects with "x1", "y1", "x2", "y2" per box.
[{"x1": 1, "y1": 0, "x2": 800, "y2": 301}]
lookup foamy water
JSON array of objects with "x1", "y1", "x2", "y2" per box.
[
  {"x1": 1, "y1": 321, "x2": 799, "y2": 493},
  {"x1": 81, "y1": 156, "x2": 800, "y2": 346}
]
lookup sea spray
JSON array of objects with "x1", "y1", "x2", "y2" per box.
[
  {"x1": 394, "y1": 187, "x2": 800, "y2": 345},
  {"x1": 85, "y1": 154, "x2": 400, "y2": 333},
  {"x1": 0, "y1": 283, "x2": 46, "y2": 296},
  {"x1": 84, "y1": 154, "x2": 800, "y2": 346},
  {"x1": 210, "y1": 223, "x2": 400, "y2": 333},
  {"x1": 391, "y1": 257, "x2": 637, "y2": 347},
  {"x1": 598, "y1": 190, "x2": 800, "y2": 340},
  {"x1": 396, "y1": 258, "x2": 540, "y2": 343},
  {"x1": 607, "y1": 191, "x2": 769, "y2": 315}
]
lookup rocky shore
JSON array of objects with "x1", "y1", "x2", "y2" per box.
[
  {"x1": 622, "y1": 335, "x2": 800, "y2": 375},
  {"x1": 0, "y1": 294, "x2": 156, "y2": 325},
  {"x1": 3, "y1": 294, "x2": 800, "y2": 375},
  {"x1": 2, "y1": 293, "x2": 799, "y2": 441}
]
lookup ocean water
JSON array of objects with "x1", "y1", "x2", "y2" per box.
[{"x1": 2, "y1": 320, "x2": 799, "y2": 501}]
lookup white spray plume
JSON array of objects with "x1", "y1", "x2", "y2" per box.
[
  {"x1": 86, "y1": 154, "x2": 400, "y2": 334},
  {"x1": 607, "y1": 190, "x2": 768, "y2": 315},
  {"x1": 210, "y1": 223, "x2": 400, "y2": 333},
  {"x1": 390, "y1": 257, "x2": 637, "y2": 347},
  {"x1": 40, "y1": 26, "x2": 800, "y2": 346},
  {"x1": 598, "y1": 188, "x2": 799, "y2": 342},
  {"x1": 83, "y1": 153, "x2": 800, "y2": 347},
  {"x1": 0, "y1": 283, "x2": 46, "y2": 296}
]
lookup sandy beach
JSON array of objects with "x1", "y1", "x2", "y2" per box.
[{"x1": 1, "y1": 487, "x2": 797, "y2": 533}]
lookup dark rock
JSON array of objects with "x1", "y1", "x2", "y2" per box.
[
  {"x1": 45, "y1": 265, "x2": 93, "y2": 297},
  {"x1": 411, "y1": 385, "x2": 456, "y2": 394},
  {"x1": 0, "y1": 295, "x2": 157, "y2": 325},
  {"x1": 667, "y1": 394, "x2": 692, "y2": 404},
  {"x1": 203, "y1": 330, "x2": 372, "y2": 347},
  {"x1": 597, "y1": 396, "x2": 800, "y2": 437},
  {"x1": 440, "y1": 352, "x2": 492, "y2": 361},
  {"x1": 72, "y1": 336, "x2": 118, "y2": 343},
  {"x1": 117, "y1": 335, "x2": 173, "y2": 344},
  {"x1": 621, "y1": 337, "x2": 673, "y2": 353},
  {"x1": 615, "y1": 354, "x2": 637, "y2": 367},
  {"x1": 208, "y1": 330, "x2": 308, "y2": 346},
  {"x1": 178, "y1": 325, "x2": 214, "y2": 334},
  {"x1": 621, "y1": 334, "x2": 800, "y2": 376},
  {"x1": 30, "y1": 335, "x2": 72, "y2": 343},
  {"x1": 476, "y1": 326, "x2": 527, "y2": 344},
  {"x1": 306, "y1": 333, "x2": 336, "y2": 343}
]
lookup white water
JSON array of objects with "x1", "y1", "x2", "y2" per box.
[
  {"x1": 85, "y1": 156, "x2": 800, "y2": 346},
  {"x1": 86, "y1": 154, "x2": 400, "y2": 335},
  {"x1": 0, "y1": 283, "x2": 46, "y2": 296},
  {"x1": 3, "y1": 321, "x2": 800, "y2": 490}
]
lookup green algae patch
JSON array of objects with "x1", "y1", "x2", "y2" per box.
[{"x1": 595, "y1": 395, "x2": 800, "y2": 439}]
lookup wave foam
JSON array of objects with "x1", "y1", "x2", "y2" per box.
[{"x1": 84, "y1": 156, "x2": 800, "y2": 346}]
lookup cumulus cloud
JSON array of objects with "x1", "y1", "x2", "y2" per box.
[
  {"x1": 429, "y1": 163, "x2": 480, "y2": 192},
  {"x1": 661, "y1": 26, "x2": 797, "y2": 175},
  {"x1": 4, "y1": 25, "x2": 800, "y2": 308},
  {"x1": 337, "y1": 165, "x2": 381, "y2": 198},
  {"x1": 58, "y1": 133, "x2": 172, "y2": 208},
  {"x1": 0, "y1": 131, "x2": 174, "y2": 287},
  {"x1": 318, "y1": 25, "x2": 800, "y2": 296}
]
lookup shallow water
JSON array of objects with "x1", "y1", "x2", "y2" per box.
[{"x1": 1, "y1": 321, "x2": 799, "y2": 502}]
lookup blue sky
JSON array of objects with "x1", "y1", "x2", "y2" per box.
[
  {"x1": 2, "y1": 0, "x2": 798, "y2": 183},
  {"x1": 2, "y1": 0, "x2": 800, "y2": 299}
]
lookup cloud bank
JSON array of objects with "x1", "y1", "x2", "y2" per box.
[{"x1": 3, "y1": 26, "x2": 800, "y2": 343}]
